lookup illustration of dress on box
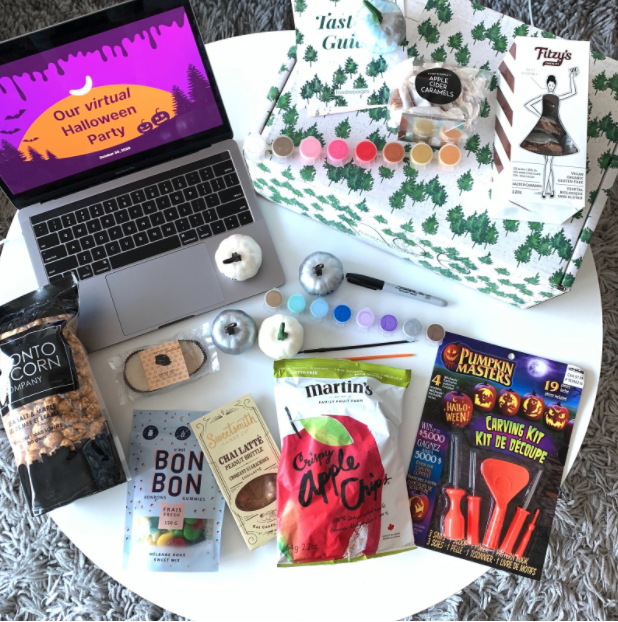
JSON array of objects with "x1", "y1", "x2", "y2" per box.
[{"x1": 520, "y1": 68, "x2": 579, "y2": 198}]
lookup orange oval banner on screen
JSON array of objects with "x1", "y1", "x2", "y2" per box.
[{"x1": 19, "y1": 84, "x2": 175, "y2": 160}]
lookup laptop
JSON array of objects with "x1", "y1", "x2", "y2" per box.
[{"x1": 0, "y1": 0, "x2": 285, "y2": 351}]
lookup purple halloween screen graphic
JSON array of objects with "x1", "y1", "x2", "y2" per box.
[{"x1": 0, "y1": 7, "x2": 223, "y2": 195}]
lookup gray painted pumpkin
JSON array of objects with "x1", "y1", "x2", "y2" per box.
[
  {"x1": 212, "y1": 309, "x2": 257, "y2": 355},
  {"x1": 299, "y1": 251, "x2": 344, "y2": 296}
]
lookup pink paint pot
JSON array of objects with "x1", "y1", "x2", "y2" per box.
[
  {"x1": 326, "y1": 139, "x2": 350, "y2": 167},
  {"x1": 354, "y1": 140, "x2": 377, "y2": 169},
  {"x1": 299, "y1": 136, "x2": 323, "y2": 165}
]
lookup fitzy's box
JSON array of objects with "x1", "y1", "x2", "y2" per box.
[{"x1": 246, "y1": 0, "x2": 618, "y2": 308}]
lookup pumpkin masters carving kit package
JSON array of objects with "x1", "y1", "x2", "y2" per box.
[{"x1": 406, "y1": 332, "x2": 584, "y2": 579}]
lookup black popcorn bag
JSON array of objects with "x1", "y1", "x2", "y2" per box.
[{"x1": 0, "y1": 275, "x2": 128, "y2": 515}]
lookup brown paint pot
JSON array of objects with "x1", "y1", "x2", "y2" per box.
[
  {"x1": 264, "y1": 288, "x2": 283, "y2": 310},
  {"x1": 426, "y1": 323, "x2": 446, "y2": 346},
  {"x1": 272, "y1": 135, "x2": 295, "y2": 163},
  {"x1": 382, "y1": 142, "x2": 406, "y2": 169}
]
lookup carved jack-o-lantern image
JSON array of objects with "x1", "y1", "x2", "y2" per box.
[
  {"x1": 522, "y1": 390, "x2": 545, "y2": 420},
  {"x1": 409, "y1": 493, "x2": 429, "y2": 522},
  {"x1": 441, "y1": 341, "x2": 463, "y2": 371},
  {"x1": 498, "y1": 388, "x2": 521, "y2": 416},
  {"x1": 138, "y1": 119, "x2": 153, "y2": 134},
  {"x1": 441, "y1": 388, "x2": 473, "y2": 428},
  {"x1": 151, "y1": 108, "x2": 171, "y2": 126},
  {"x1": 545, "y1": 402, "x2": 569, "y2": 430},
  {"x1": 473, "y1": 382, "x2": 497, "y2": 413}
]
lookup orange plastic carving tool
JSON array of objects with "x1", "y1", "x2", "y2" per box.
[
  {"x1": 499, "y1": 470, "x2": 542, "y2": 555},
  {"x1": 481, "y1": 458, "x2": 529, "y2": 549},
  {"x1": 515, "y1": 509, "x2": 540, "y2": 559},
  {"x1": 443, "y1": 432, "x2": 465, "y2": 540}
]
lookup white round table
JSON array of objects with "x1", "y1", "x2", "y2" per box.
[{"x1": 0, "y1": 31, "x2": 603, "y2": 621}]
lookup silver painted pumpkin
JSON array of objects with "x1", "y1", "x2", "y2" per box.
[
  {"x1": 211, "y1": 309, "x2": 257, "y2": 355},
  {"x1": 299, "y1": 251, "x2": 344, "y2": 296}
]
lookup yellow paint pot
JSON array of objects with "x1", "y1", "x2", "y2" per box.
[
  {"x1": 412, "y1": 118, "x2": 436, "y2": 141},
  {"x1": 410, "y1": 142, "x2": 434, "y2": 168}
]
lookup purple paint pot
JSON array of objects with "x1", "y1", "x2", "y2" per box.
[
  {"x1": 379, "y1": 313, "x2": 398, "y2": 336},
  {"x1": 356, "y1": 308, "x2": 375, "y2": 331}
]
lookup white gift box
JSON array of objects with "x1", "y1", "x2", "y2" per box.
[{"x1": 246, "y1": 0, "x2": 618, "y2": 308}]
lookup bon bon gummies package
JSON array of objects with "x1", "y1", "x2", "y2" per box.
[{"x1": 123, "y1": 410, "x2": 225, "y2": 572}]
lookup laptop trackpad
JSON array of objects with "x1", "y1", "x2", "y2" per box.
[{"x1": 106, "y1": 244, "x2": 224, "y2": 335}]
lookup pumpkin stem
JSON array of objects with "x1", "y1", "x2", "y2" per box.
[
  {"x1": 223, "y1": 252, "x2": 242, "y2": 264},
  {"x1": 277, "y1": 322, "x2": 288, "y2": 341},
  {"x1": 313, "y1": 263, "x2": 324, "y2": 277},
  {"x1": 363, "y1": 0, "x2": 383, "y2": 23},
  {"x1": 225, "y1": 322, "x2": 237, "y2": 335}
]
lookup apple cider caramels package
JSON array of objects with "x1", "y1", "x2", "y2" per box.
[{"x1": 273, "y1": 358, "x2": 414, "y2": 567}]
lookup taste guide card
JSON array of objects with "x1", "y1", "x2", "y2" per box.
[{"x1": 292, "y1": 0, "x2": 408, "y2": 114}]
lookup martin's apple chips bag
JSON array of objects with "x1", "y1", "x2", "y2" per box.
[{"x1": 273, "y1": 358, "x2": 414, "y2": 566}]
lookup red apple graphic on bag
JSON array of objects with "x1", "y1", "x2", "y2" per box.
[{"x1": 277, "y1": 411, "x2": 385, "y2": 564}]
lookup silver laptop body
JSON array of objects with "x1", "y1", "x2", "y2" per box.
[{"x1": 2, "y1": 0, "x2": 284, "y2": 351}]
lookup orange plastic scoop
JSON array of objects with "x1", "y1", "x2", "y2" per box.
[{"x1": 481, "y1": 458, "x2": 530, "y2": 549}]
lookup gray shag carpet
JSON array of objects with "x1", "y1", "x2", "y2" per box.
[{"x1": 0, "y1": 0, "x2": 617, "y2": 620}]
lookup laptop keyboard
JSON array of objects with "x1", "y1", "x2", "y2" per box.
[{"x1": 30, "y1": 151, "x2": 254, "y2": 282}]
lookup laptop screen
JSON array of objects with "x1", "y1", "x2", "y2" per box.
[{"x1": 0, "y1": 3, "x2": 227, "y2": 202}]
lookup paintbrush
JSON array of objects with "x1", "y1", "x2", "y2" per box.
[
  {"x1": 300, "y1": 340, "x2": 409, "y2": 354},
  {"x1": 344, "y1": 353, "x2": 414, "y2": 361}
]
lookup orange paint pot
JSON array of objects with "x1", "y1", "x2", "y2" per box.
[
  {"x1": 439, "y1": 143, "x2": 462, "y2": 168},
  {"x1": 382, "y1": 142, "x2": 405, "y2": 169},
  {"x1": 440, "y1": 125, "x2": 463, "y2": 145}
]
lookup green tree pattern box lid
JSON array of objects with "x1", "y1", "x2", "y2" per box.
[{"x1": 248, "y1": 0, "x2": 618, "y2": 307}]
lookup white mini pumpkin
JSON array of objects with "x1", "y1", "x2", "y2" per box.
[
  {"x1": 258, "y1": 314, "x2": 304, "y2": 360},
  {"x1": 215, "y1": 234, "x2": 263, "y2": 281}
]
